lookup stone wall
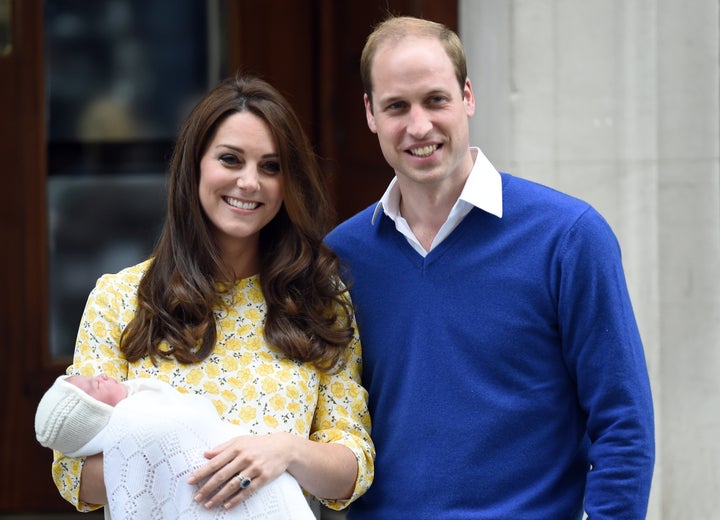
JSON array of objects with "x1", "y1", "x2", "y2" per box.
[{"x1": 461, "y1": 1, "x2": 720, "y2": 518}]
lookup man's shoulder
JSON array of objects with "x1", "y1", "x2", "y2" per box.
[
  {"x1": 326, "y1": 204, "x2": 378, "y2": 243},
  {"x1": 501, "y1": 173, "x2": 618, "y2": 248},
  {"x1": 502, "y1": 172, "x2": 582, "y2": 202},
  {"x1": 501, "y1": 172, "x2": 595, "y2": 218}
]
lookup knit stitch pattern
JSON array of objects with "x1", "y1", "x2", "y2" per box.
[{"x1": 102, "y1": 381, "x2": 314, "y2": 519}]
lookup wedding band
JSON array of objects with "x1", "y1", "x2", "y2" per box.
[{"x1": 235, "y1": 473, "x2": 252, "y2": 489}]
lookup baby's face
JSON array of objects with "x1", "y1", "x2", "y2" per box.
[{"x1": 67, "y1": 374, "x2": 127, "y2": 406}]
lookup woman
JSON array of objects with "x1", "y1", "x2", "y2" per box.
[{"x1": 52, "y1": 75, "x2": 373, "y2": 517}]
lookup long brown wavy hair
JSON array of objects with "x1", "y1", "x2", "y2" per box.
[{"x1": 120, "y1": 75, "x2": 353, "y2": 370}]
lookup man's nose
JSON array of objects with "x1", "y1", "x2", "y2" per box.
[{"x1": 406, "y1": 106, "x2": 432, "y2": 137}]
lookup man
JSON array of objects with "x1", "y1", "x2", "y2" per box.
[{"x1": 326, "y1": 15, "x2": 654, "y2": 520}]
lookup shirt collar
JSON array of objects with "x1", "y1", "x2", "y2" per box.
[{"x1": 371, "y1": 147, "x2": 503, "y2": 225}]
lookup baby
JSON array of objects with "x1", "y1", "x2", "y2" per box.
[
  {"x1": 35, "y1": 374, "x2": 127, "y2": 457},
  {"x1": 35, "y1": 374, "x2": 315, "y2": 520}
]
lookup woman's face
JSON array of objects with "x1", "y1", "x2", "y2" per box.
[{"x1": 198, "y1": 111, "x2": 284, "y2": 264}]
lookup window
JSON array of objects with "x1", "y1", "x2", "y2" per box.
[{"x1": 45, "y1": 0, "x2": 228, "y2": 358}]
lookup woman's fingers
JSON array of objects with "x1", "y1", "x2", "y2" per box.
[
  {"x1": 188, "y1": 433, "x2": 293, "y2": 510},
  {"x1": 190, "y1": 455, "x2": 243, "y2": 504},
  {"x1": 201, "y1": 470, "x2": 260, "y2": 510},
  {"x1": 188, "y1": 449, "x2": 233, "y2": 486}
]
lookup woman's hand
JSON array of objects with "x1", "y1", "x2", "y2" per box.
[
  {"x1": 79, "y1": 453, "x2": 107, "y2": 505},
  {"x1": 188, "y1": 431, "x2": 358, "y2": 511},
  {"x1": 188, "y1": 432, "x2": 296, "y2": 510}
]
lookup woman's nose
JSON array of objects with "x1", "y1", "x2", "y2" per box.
[{"x1": 236, "y1": 167, "x2": 260, "y2": 192}]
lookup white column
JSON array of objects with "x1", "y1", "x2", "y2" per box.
[
  {"x1": 656, "y1": 1, "x2": 720, "y2": 518},
  {"x1": 461, "y1": 1, "x2": 720, "y2": 518}
]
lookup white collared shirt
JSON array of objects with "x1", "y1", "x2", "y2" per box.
[{"x1": 371, "y1": 147, "x2": 503, "y2": 257}]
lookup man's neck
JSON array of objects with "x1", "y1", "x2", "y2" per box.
[
  {"x1": 398, "y1": 192, "x2": 449, "y2": 250},
  {"x1": 398, "y1": 171, "x2": 469, "y2": 250},
  {"x1": 393, "y1": 147, "x2": 476, "y2": 250}
]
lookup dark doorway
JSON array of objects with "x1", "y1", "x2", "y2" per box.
[{"x1": 0, "y1": 0, "x2": 456, "y2": 512}]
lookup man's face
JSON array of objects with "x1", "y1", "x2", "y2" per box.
[{"x1": 364, "y1": 36, "x2": 475, "y2": 190}]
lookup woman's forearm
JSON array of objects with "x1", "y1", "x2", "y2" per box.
[
  {"x1": 285, "y1": 435, "x2": 357, "y2": 500},
  {"x1": 79, "y1": 453, "x2": 107, "y2": 505}
]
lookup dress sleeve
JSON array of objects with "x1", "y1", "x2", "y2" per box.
[
  {"x1": 309, "y1": 306, "x2": 375, "y2": 510},
  {"x1": 50, "y1": 271, "x2": 134, "y2": 511}
]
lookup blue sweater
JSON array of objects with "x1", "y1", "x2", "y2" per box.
[{"x1": 326, "y1": 173, "x2": 654, "y2": 519}]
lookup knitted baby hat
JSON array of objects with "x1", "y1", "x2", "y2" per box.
[{"x1": 35, "y1": 375, "x2": 114, "y2": 454}]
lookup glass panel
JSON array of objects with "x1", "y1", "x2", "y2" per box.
[
  {"x1": 46, "y1": 0, "x2": 228, "y2": 359},
  {"x1": 47, "y1": 175, "x2": 167, "y2": 354},
  {"x1": 0, "y1": 0, "x2": 10, "y2": 55}
]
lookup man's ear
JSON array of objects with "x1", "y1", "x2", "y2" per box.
[
  {"x1": 364, "y1": 93, "x2": 377, "y2": 133},
  {"x1": 463, "y1": 78, "x2": 476, "y2": 117}
]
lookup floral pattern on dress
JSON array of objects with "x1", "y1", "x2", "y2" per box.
[{"x1": 52, "y1": 260, "x2": 374, "y2": 513}]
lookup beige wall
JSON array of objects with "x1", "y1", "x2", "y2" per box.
[{"x1": 461, "y1": 1, "x2": 720, "y2": 518}]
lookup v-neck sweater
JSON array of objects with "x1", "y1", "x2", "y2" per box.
[{"x1": 326, "y1": 172, "x2": 654, "y2": 520}]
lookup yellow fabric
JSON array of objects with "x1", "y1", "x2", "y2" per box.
[{"x1": 51, "y1": 259, "x2": 373, "y2": 512}]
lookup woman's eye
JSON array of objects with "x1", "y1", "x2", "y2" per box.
[
  {"x1": 263, "y1": 161, "x2": 281, "y2": 174},
  {"x1": 219, "y1": 154, "x2": 239, "y2": 165}
]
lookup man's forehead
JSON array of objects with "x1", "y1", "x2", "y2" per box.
[{"x1": 374, "y1": 35, "x2": 444, "y2": 64}]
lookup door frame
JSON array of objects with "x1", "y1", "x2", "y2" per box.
[{"x1": 0, "y1": 0, "x2": 456, "y2": 512}]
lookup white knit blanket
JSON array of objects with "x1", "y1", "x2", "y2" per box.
[{"x1": 94, "y1": 380, "x2": 315, "y2": 520}]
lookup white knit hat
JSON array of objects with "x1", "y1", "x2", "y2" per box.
[{"x1": 35, "y1": 375, "x2": 114, "y2": 455}]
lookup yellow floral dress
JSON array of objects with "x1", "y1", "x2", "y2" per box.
[{"x1": 51, "y1": 260, "x2": 374, "y2": 513}]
